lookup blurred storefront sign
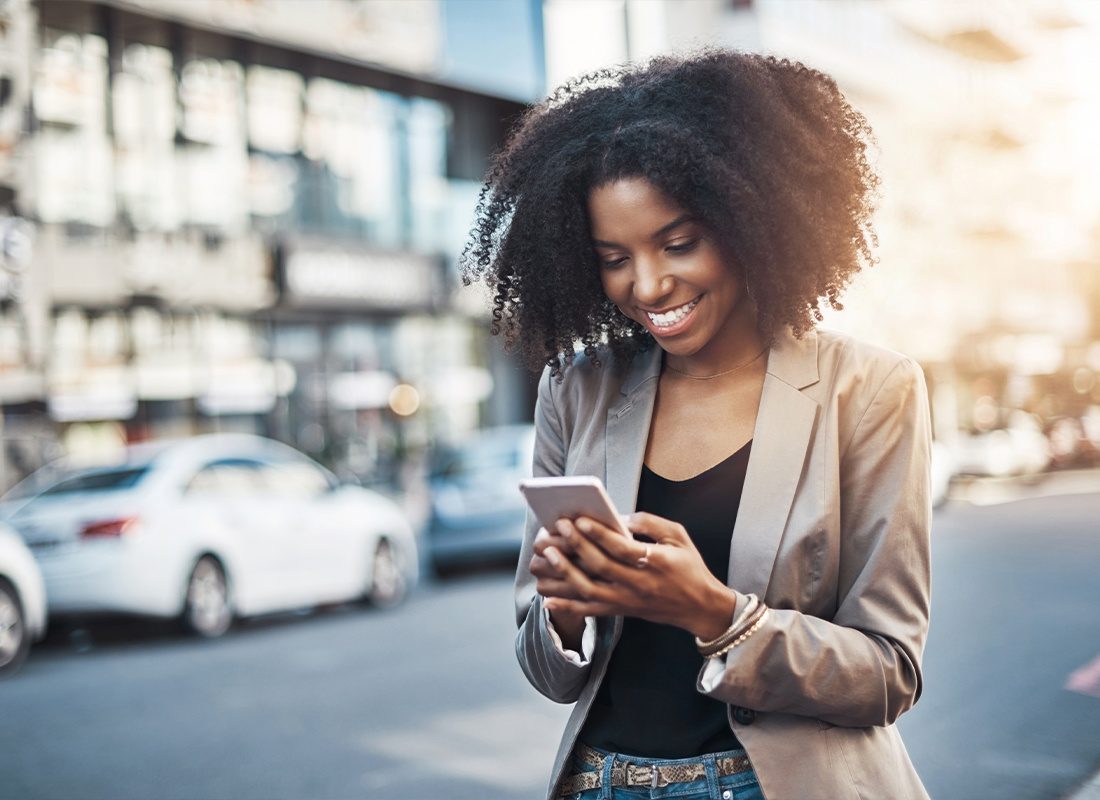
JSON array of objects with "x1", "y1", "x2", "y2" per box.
[
  {"x1": 329, "y1": 370, "x2": 397, "y2": 411},
  {"x1": 197, "y1": 359, "x2": 294, "y2": 416},
  {"x1": 38, "y1": 227, "x2": 274, "y2": 310},
  {"x1": 278, "y1": 243, "x2": 444, "y2": 312},
  {"x1": 48, "y1": 365, "x2": 138, "y2": 422},
  {"x1": 0, "y1": 368, "x2": 44, "y2": 404}
]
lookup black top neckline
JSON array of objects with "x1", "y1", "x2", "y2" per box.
[{"x1": 643, "y1": 438, "x2": 753, "y2": 485}]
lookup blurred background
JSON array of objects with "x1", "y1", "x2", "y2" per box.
[{"x1": 1, "y1": 2, "x2": 1099, "y2": 800}]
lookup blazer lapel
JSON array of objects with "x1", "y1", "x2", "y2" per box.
[
  {"x1": 604, "y1": 345, "x2": 662, "y2": 517},
  {"x1": 728, "y1": 328, "x2": 820, "y2": 597}
]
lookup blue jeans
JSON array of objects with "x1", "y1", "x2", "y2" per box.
[{"x1": 559, "y1": 744, "x2": 765, "y2": 800}]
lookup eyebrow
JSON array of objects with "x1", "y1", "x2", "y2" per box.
[{"x1": 591, "y1": 214, "x2": 695, "y2": 248}]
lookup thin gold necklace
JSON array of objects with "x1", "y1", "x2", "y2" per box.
[{"x1": 664, "y1": 344, "x2": 769, "y2": 380}]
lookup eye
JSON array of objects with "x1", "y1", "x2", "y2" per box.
[
  {"x1": 599, "y1": 255, "x2": 628, "y2": 269},
  {"x1": 666, "y1": 239, "x2": 699, "y2": 255}
]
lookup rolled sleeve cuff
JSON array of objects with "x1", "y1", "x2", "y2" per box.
[{"x1": 543, "y1": 606, "x2": 597, "y2": 665}]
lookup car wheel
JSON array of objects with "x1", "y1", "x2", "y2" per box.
[
  {"x1": 0, "y1": 579, "x2": 29, "y2": 678},
  {"x1": 366, "y1": 539, "x2": 407, "y2": 609},
  {"x1": 182, "y1": 556, "x2": 233, "y2": 638}
]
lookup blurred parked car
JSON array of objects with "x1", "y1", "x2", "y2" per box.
[
  {"x1": 0, "y1": 523, "x2": 47, "y2": 677},
  {"x1": 952, "y1": 425, "x2": 1051, "y2": 478},
  {"x1": 424, "y1": 424, "x2": 534, "y2": 574},
  {"x1": 1046, "y1": 416, "x2": 1100, "y2": 470},
  {"x1": 0, "y1": 434, "x2": 417, "y2": 637}
]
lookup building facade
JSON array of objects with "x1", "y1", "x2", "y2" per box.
[{"x1": 0, "y1": 0, "x2": 545, "y2": 491}]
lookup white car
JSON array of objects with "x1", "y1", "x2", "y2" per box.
[
  {"x1": 0, "y1": 524, "x2": 48, "y2": 676},
  {"x1": 1, "y1": 434, "x2": 417, "y2": 637}
]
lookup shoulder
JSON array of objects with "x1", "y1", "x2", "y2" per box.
[
  {"x1": 809, "y1": 329, "x2": 927, "y2": 437},
  {"x1": 541, "y1": 344, "x2": 642, "y2": 401},
  {"x1": 813, "y1": 328, "x2": 925, "y2": 396}
]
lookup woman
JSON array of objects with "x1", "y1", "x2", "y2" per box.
[{"x1": 462, "y1": 50, "x2": 932, "y2": 800}]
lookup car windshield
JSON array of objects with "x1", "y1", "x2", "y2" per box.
[{"x1": 36, "y1": 466, "x2": 152, "y2": 497}]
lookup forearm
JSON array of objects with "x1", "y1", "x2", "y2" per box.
[
  {"x1": 699, "y1": 603, "x2": 923, "y2": 727},
  {"x1": 515, "y1": 591, "x2": 592, "y2": 704},
  {"x1": 548, "y1": 607, "x2": 587, "y2": 652}
]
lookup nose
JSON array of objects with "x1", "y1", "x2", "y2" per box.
[{"x1": 632, "y1": 257, "x2": 674, "y2": 306}]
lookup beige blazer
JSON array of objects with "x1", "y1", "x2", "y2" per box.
[{"x1": 514, "y1": 326, "x2": 933, "y2": 800}]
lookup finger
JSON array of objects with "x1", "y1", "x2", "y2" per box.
[
  {"x1": 573, "y1": 516, "x2": 650, "y2": 565},
  {"x1": 625, "y1": 512, "x2": 691, "y2": 546},
  {"x1": 533, "y1": 528, "x2": 574, "y2": 557},
  {"x1": 531, "y1": 543, "x2": 581, "y2": 579},
  {"x1": 546, "y1": 543, "x2": 609, "y2": 603},
  {"x1": 535, "y1": 578, "x2": 586, "y2": 600},
  {"x1": 568, "y1": 525, "x2": 646, "y2": 580}
]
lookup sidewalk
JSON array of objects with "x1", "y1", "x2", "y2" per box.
[
  {"x1": 1068, "y1": 770, "x2": 1100, "y2": 800},
  {"x1": 951, "y1": 467, "x2": 1100, "y2": 799},
  {"x1": 948, "y1": 467, "x2": 1100, "y2": 507}
]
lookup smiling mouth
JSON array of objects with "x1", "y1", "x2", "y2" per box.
[{"x1": 645, "y1": 296, "x2": 701, "y2": 329}]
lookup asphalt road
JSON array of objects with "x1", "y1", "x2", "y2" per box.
[{"x1": 3, "y1": 490, "x2": 1100, "y2": 800}]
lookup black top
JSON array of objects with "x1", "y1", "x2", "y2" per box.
[{"x1": 580, "y1": 439, "x2": 752, "y2": 758}]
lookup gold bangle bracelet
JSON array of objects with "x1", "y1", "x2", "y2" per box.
[
  {"x1": 706, "y1": 608, "x2": 770, "y2": 659},
  {"x1": 690, "y1": 598, "x2": 761, "y2": 655},
  {"x1": 695, "y1": 601, "x2": 767, "y2": 657}
]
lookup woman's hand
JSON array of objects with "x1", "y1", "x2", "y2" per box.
[
  {"x1": 541, "y1": 512, "x2": 738, "y2": 641},
  {"x1": 529, "y1": 524, "x2": 588, "y2": 649}
]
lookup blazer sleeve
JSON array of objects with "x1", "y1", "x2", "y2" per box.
[
  {"x1": 514, "y1": 366, "x2": 593, "y2": 704},
  {"x1": 698, "y1": 358, "x2": 933, "y2": 727}
]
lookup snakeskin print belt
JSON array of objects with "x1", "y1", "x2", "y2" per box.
[{"x1": 557, "y1": 743, "x2": 753, "y2": 796}]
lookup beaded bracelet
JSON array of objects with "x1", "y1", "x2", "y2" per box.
[
  {"x1": 695, "y1": 596, "x2": 760, "y2": 652},
  {"x1": 705, "y1": 608, "x2": 769, "y2": 659},
  {"x1": 696, "y1": 603, "x2": 768, "y2": 658}
]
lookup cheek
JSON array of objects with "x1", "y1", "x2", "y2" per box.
[{"x1": 599, "y1": 272, "x2": 625, "y2": 305}]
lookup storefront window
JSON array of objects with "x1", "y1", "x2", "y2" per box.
[
  {"x1": 114, "y1": 43, "x2": 178, "y2": 231},
  {"x1": 407, "y1": 97, "x2": 451, "y2": 254},
  {"x1": 302, "y1": 79, "x2": 403, "y2": 247},
  {"x1": 179, "y1": 58, "x2": 248, "y2": 232},
  {"x1": 32, "y1": 30, "x2": 114, "y2": 226},
  {"x1": 247, "y1": 65, "x2": 303, "y2": 155}
]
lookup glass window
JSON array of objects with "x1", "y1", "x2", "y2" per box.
[
  {"x1": 32, "y1": 30, "x2": 114, "y2": 226},
  {"x1": 261, "y1": 458, "x2": 331, "y2": 498},
  {"x1": 407, "y1": 97, "x2": 451, "y2": 253},
  {"x1": 178, "y1": 58, "x2": 247, "y2": 232},
  {"x1": 247, "y1": 66, "x2": 303, "y2": 155},
  {"x1": 113, "y1": 43, "x2": 178, "y2": 231},
  {"x1": 301, "y1": 79, "x2": 403, "y2": 246},
  {"x1": 39, "y1": 466, "x2": 150, "y2": 496},
  {"x1": 186, "y1": 458, "x2": 266, "y2": 496}
]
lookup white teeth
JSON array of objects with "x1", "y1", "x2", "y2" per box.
[{"x1": 647, "y1": 298, "x2": 700, "y2": 327}]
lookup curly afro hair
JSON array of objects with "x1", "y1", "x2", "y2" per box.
[{"x1": 460, "y1": 49, "x2": 880, "y2": 380}]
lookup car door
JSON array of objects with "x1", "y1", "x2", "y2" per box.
[
  {"x1": 259, "y1": 456, "x2": 362, "y2": 603},
  {"x1": 184, "y1": 458, "x2": 298, "y2": 614}
]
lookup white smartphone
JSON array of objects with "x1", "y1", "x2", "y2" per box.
[{"x1": 518, "y1": 475, "x2": 633, "y2": 539}]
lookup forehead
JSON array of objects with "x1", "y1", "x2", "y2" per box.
[{"x1": 587, "y1": 178, "x2": 688, "y2": 239}]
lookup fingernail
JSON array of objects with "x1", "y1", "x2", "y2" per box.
[
  {"x1": 560, "y1": 523, "x2": 573, "y2": 538},
  {"x1": 546, "y1": 548, "x2": 561, "y2": 567},
  {"x1": 556, "y1": 520, "x2": 569, "y2": 536},
  {"x1": 576, "y1": 518, "x2": 590, "y2": 532}
]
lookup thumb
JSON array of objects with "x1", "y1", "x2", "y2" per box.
[{"x1": 626, "y1": 512, "x2": 691, "y2": 545}]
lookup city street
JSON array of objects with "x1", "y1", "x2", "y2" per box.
[{"x1": 3, "y1": 489, "x2": 1100, "y2": 800}]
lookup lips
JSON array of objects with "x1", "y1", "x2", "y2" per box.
[{"x1": 641, "y1": 295, "x2": 702, "y2": 337}]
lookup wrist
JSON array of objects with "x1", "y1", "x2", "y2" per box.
[{"x1": 689, "y1": 581, "x2": 738, "y2": 641}]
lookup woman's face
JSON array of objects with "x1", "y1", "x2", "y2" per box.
[{"x1": 588, "y1": 177, "x2": 758, "y2": 367}]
